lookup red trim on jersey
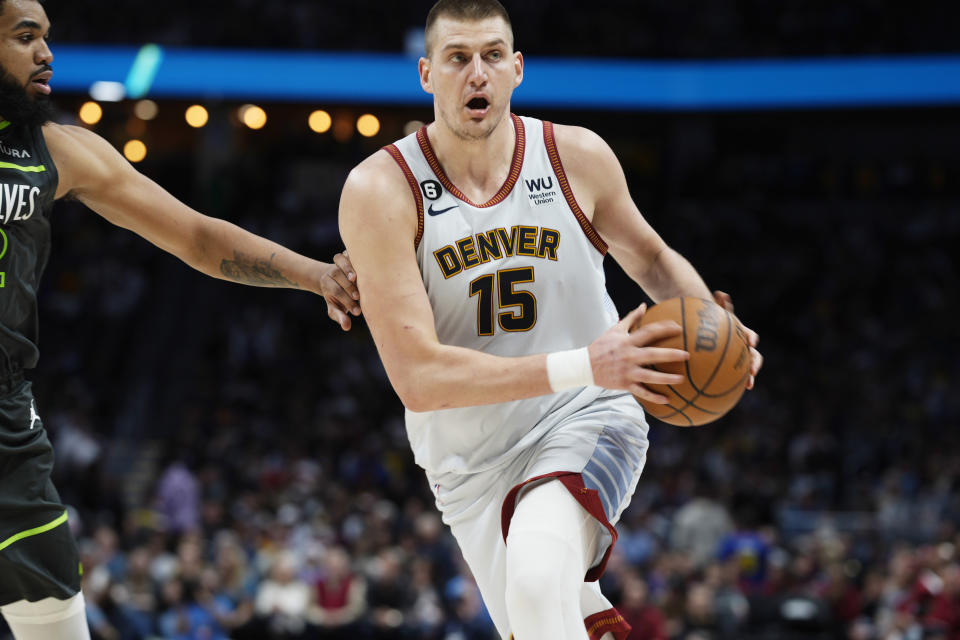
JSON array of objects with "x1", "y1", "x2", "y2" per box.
[
  {"x1": 584, "y1": 608, "x2": 632, "y2": 640},
  {"x1": 500, "y1": 471, "x2": 619, "y2": 583},
  {"x1": 542, "y1": 121, "x2": 609, "y2": 255},
  {"x1": 383, "y1": 144, "x2": 425, "y2": 249},
  {"x1": 416, "y1": 114, "x2": 526, "y2": 208},
  {"x1": 508, "y1": 610, "x2": 630, "y2": 640}
]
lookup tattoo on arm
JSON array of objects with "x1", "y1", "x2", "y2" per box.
[{"x1": 220, "y1": 251, "x2": 299, "y2": 288}]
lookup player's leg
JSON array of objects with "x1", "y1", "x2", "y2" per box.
[
  {"x1": 446, "y1": 489, "x2": 514, "y2": 639},
  {"x1": 0, "y1": 381, "x2": 88, "y2": 640},
  {"x1": 580, "y1": 582, "x2": 621, "y2": 640},
  {"x1": 503, "y1": 396, "x2": 647, "y2": 640},
  {"x1": 1, "y1": 594, "x2": 91, "y2": 640},
  {"x1": 504, "y1": 479, "x2": 601, "y2": 639}
]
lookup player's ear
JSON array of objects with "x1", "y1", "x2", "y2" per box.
[
  {"x1": 419, "y1": 57, "x2": 434, "y2": 94},
  {"x1": 513, "y1": 51, "x2": 524, "y2": 88}
]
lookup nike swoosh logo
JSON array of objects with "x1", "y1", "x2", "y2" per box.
[{"x1": 428, "y1": 204, "x2": 458, "y2": 217}]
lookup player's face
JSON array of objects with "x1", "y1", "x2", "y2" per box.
[
  {"x1": 0, "y1": 0, "x2": 52, "y2": 101},
  {"x1": 420, "y1": 16, "x2": 523, "y2": 141}
]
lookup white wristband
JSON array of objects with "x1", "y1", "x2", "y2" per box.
[{"x1": 546, "y1": 347, "x2": 594, "y2": 392}]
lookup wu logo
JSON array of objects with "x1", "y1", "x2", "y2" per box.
[
  {"x1": 0, "y1": 228, "x2": 7, "y2": 289},
  {"x1": 525, "y1": 177, "x2": 553, "y2": 192}
]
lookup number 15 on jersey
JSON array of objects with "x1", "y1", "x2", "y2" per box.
[{"x1": 468, "y1": 267, "x2": 537, "y2": 336}]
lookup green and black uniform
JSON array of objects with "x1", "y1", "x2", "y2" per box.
[{"x1": 0, "y1": 118, "x2": 81, "y2": 606}]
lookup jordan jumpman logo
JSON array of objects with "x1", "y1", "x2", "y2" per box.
[{"x1": 29, "y1": 401, "x2": 40, "y2": 430}]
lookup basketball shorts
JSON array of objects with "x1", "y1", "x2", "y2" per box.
[
  {"x1": 0, "y1": 377, "x2": 82, "y2": 607},
  {"x1": 426, "y1": 391, "x2": 648, "y2": 640}
]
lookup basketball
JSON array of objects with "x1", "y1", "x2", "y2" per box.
[{"x1": 634, "y1": 297, "x2": 750, "y2": 427}]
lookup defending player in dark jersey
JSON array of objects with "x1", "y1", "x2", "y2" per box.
[{"x1": 0, "y1": 1, "x2": 360, "y2": 638}]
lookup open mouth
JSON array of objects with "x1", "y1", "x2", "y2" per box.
[
  {"x1": 30, "y1": 71, "x2": 52, "y2": 95},
  {"x1": 465, "y1": 96, "x2": 490, "y2": 117},
  {"x1": 467, "y1": 97, "x2": 489, "y2": 109}
]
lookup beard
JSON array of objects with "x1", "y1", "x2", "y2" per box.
[{"x1": 0, "y1": 63, "x2": 55, "y2": 128}]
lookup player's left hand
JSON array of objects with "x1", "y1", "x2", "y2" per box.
[
  {"x1": 320, "y1": 251, "x2": 362, "y2": 331},
  {"x1": 713, "y1": 290, "x2": 763, "y2": 389}
]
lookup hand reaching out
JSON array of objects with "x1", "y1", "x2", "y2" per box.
[{"x1": 320, "y1": 251, "x2": 362, "y2": 331}]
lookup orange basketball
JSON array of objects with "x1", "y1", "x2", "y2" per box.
[{"x1": 634, "y1": 297, "x2": 750, "y2": 427}]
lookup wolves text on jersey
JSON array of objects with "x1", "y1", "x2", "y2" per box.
[
  {"x1": 0, "y1": 182, "x2": 41, "y2": 224},
  {"x1": 433, "y1": 225, "x2": 560, "y2": 279}
]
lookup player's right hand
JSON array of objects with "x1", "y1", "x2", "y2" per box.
[{"x1": 588, "y1": 304, "x2": 689, "y2": 404}]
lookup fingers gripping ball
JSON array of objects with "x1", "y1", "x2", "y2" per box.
[{"x1": 634, "y1": 297, "x2": 750, "y2": 426}]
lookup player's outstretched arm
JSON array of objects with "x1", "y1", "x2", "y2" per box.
[
  {"x1": 42, "y1": 123, "x2": 361, "y2": 330},
  {"x1": 552, "y1": 124, "x2": 762, "y2": 386},
  {"x1": 338, "y1": 152, "x2": 688, "y2": 411}
]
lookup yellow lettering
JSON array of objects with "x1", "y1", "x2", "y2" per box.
[
  {"x1": 537, "y1": 228, "x2": 560, "y2": 260},
  {"x1": 434, "y1": 246, "x2": 463, "y2": 279},
  {"x1": 457, "y1": 237, "x2": 481, "y2": 268},
  {"x1": 517, "y1": 226, "x2": 538, "y2": 256},
  {"x1": 476, "y1": 230, "x2": 502, "y2": 263},
  {"x1": 495, "y1": 227, "x2": 519, "y2": 257}
]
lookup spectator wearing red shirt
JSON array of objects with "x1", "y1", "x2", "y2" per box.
[
  {"x1": 308, "y1": 546, "x2": 366, "y2": 639},
  {"x1": 617, "y1": 571, "x2": 667, "y2": 640}
]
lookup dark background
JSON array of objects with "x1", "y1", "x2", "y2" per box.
[{"x1": 3, "y1": 2, "x2": 959, "y2": 639}]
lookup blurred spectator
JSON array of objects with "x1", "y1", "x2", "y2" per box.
[
  {"x1": 254, "y1": 552, "x2": 312, "y2": 639},
  {"x1": 716, "y1": 505, "x2": 771, "y2": 594},
  {"x1": 366, "y1": 548, "x2": 411, "y2": 639},
  {"x1": 155, "y1": 459, "x2": 201, "y2": 535},
  {"x1": 110, "y1": 546, "x2": 159, "y2": 638},
  {"x1": 406, "y1": 557, "x2": 445, "y2": 639},
  {"x1": 618, "y1": 571, "x2": 668, "y2": 640},
  {"x1": 670, "y1": 478, "x2": 735, "y2": 569},
  {"x1": 676, "y1": 582, "x2": 720, "y2": 639},
  {"x1": 307, "y1": 546, "x2": 366, "y2": 638},
  {"x1": 155, "y1": 575, "x2": 228, "y2": 640},
  {"x1": 705, "y1": 560, "x2": 749, "y2": 638}
]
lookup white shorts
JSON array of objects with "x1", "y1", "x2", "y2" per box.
[{"x1": 426, "y1": 392, "x2": 648, "y2": 639}]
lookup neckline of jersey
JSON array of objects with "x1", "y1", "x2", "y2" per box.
[{"x1": 416, "y1": 113, "x2": 526, "y2": 209}]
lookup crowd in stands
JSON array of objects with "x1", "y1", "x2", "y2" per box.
[{"x1": 2, "y1": 99, "x2": 957, "y2": 639}]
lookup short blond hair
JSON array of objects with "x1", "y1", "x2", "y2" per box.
[{"x1": 424, "y1": 0, "x2": 514, "y2": 57}]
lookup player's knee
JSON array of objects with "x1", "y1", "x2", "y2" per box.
[
  {"x1": 1, "y1": 594, "x2": 91, "y2": 640},
  {"x1": 506, "y1": 560, "x2": 562, "y2": 608},
  {"x1": 505, "y1": 531, "x2": 579, "y2": 612}
]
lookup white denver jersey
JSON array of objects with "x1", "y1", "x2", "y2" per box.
[{"x1": 385, "y1": 115, "x2": 620, "y2": 476}]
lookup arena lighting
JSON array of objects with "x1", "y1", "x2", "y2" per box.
[
  {"x1": 123, "y1": 140, "x2": 147, "y2": 163},
  {"x1": 240, "y1": 105, "x2": 267, "y2": 130},
  {"x1": 184, "y1": 105, "x2": 209, "y2": 128},
  {"x1": 134, "y1": 99, "x2": 159, "y2": 121},
  {"x1": 403, "y1": 120, "x2": 425, "y2": 136},
  {"x1": 88, "y1": 81, "x2": 125, "y2": 102},
  {"x1": 78, "y1": 101, "x2": 102, "y2": 125},
  {"x1": 124, "y1": 44, "x2": 164, "y2": 99},
  {"x1": 308, "y1": 110, "x2": 332, "y2": 134},
  {"x1": 50, "y1": 46, "x2": 960, "y2": 109},
  {"x1": 357, "y1": 114, "x2": 380, "y2": 137}
]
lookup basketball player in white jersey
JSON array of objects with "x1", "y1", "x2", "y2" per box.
[{"x1": 339, "y1": 1, "x2": 762, "y2": 638}]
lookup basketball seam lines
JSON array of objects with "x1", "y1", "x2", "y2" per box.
[{"x1": 649, "y1": 299, "x2": 745, "y2": 423}]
